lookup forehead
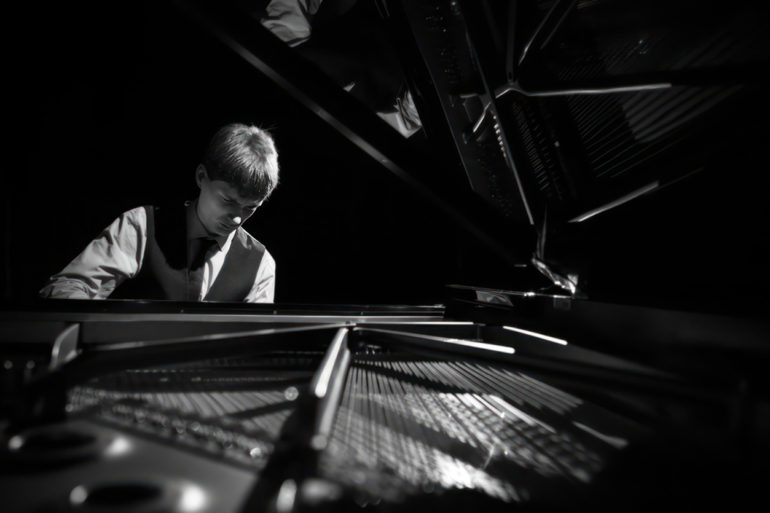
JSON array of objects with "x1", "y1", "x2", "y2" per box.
[{"x1": 207, "y1": 180, "x2": 261, "y2": 205}]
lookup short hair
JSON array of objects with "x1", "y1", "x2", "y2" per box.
[{"x1": 202, "y1": 123, "x2": 279, "y2": 201}]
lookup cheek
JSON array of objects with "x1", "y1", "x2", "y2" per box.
[
  {"x1": 208, "y1": 201, "x2": 225, "y2": 217},
  {"x1": 199, "y1": 196, "x2": 223, "y2": 221}
]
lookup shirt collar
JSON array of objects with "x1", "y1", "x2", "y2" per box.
[{"x1": 185, "y1": 200, "x2": 234, "y2": 251}]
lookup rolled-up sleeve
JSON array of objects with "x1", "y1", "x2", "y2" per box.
[
  {"x1": 244, "y1": 250, "x2": 276, "y2": 303},
  {"x1": 39, "y1": 207, "x2": 147, "y2": 300}
]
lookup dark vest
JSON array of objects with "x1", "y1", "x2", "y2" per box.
[{"x1": 111, "y1": 205, "x2": 265, "y2": 301}]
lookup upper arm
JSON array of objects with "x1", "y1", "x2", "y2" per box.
[
  {"x1": 244, "y1": 250, "x2": 276, "y2": 303},
  {"x1": 39, "y1": 207, "x2": 148, "y2": 299}
]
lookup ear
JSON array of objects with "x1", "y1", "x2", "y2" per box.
[{"x1": 195, "y1": 164, "x2": 207, "y2": 189}]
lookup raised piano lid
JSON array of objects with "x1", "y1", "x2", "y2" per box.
[{"x1": 176, "y1": 0, "x2": 770, "y2": 312}]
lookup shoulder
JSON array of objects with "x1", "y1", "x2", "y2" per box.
[
  {"x1": 103, "y1": 206, "x2": 149, "y2": 233},
  {"x1": 234, "y1": 228, "x2": 275, "y2": 270},
  {"x1": 234, "y1": 227, "x2": 267, "y2": 253},
  {"x1": 116, "y1": 206, "x2": 150, "y2": 224}
]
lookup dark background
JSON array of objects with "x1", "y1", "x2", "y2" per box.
[
  {"x1": 4, "y1": 0, "x2": 521, "y2": 306},
  {"x1": 3, "y1": 0, "x2": 769, "y2": 312}
]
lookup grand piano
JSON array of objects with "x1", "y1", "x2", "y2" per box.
[{"x1": 2, "y1": 0, "x2": 770, "y2": 511}]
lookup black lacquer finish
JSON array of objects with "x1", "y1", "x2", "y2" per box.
[{"x1": 2, "y1": 299, "x2": 768, "y2": 511}]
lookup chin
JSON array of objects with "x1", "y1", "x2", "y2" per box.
[{"x1": 217, "y1": 223, "x2": 238, "y2": 235}]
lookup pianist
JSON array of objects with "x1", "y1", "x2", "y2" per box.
[{"x1": 39, "y1": 123, "x2": 279, "y2": 303}]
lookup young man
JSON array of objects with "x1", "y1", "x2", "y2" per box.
[{"x1": 39, "y1": 123, "x2": 279, "y2": 303}]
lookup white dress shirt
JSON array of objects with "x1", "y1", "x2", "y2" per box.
[{"x1": 39, "y1": 206, "x2": 276, "y2": 302}]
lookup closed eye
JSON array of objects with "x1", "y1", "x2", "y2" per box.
[{"x1": 221, "y1": 195, "x2": 258, "y2": 211}]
